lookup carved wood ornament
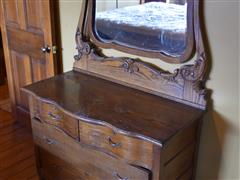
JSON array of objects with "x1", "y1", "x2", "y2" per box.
[{"x1": 73, "y1": 0, "x2": 208, "y2": 110}]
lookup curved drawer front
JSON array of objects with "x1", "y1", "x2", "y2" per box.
[
  {"x1": 30, "y1": 96, "x2": 79, "y2": 140},
  {"x1": 29, "y1": 96, "x2": 41, "y2": 120},
  {"x1": 79, "y1": 121, "x2": 154, "y2": 170},
  {"x1": 31, "y1": 119, "x2": 150, "y2": 180}
]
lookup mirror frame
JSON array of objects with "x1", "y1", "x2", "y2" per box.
[
  {"x1": 73, "y1": 0, "x2": 209, "y2": 110},
  {"x1": 91, "y1": 0, "x2": 195, "y2": 64}
]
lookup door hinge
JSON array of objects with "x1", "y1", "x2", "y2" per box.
[{"x1": 52, "y1": 46, "x2": 57, "y2": 54}]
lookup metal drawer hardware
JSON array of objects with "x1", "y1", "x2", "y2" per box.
[
  {"x1": 44, "y1": 137, "x2": 56, "y2": 145},
  {"x1": 48, "y1": 112, "x2": 61, "y2": 121},
  {"x1": 108, "y1": 137, "x2": 121, "y2": 148},
  {"x1": 113, "y1": 172, "x2": 129, "y2": 180},
  {"x1": 33, "y1": 117, "x2": 41, "y2": 123}
]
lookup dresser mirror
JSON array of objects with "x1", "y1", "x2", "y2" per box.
[
  {"x1": 94, "y1": 0, "x2": 193, "y2": 62},
  {"x1": 74, "y1": 0, "x2": 208, "y2": 110}
]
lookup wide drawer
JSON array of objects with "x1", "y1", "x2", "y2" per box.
[
  {"x1": 79, "y1": 121, "x2": 154, "y2": 170},
  {"x1": 38, "y1": 148, "x2": 93, "y2": 180},
  {"x1": 31, "y1": 118, "x2": 150, "y2": 180},
  {"x1": 29, "y1": 96, "x2": 79, "y2": 140}
]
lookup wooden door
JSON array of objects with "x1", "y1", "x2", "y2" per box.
[
  {"x1": 0, "y1": 33, "x2": 6, "y2": 85},
  {"x1": 0, "y1": 0, "x2": 61, "y2": 127}
]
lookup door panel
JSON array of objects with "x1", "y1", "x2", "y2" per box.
[
  {"x1": 11, "y1": 51, "x2": 32, "y2": 110},
  {"x1": 25, "y1": 0, "x2": 43, "y2": 33},
  {"x1": 3, "y1": 0, "x2": 20, "y2": 27},
  {"x1": 7, "y1": 27, "x2": 45, "y2": 59},
  {"x1": 31, "y1": 58, "x2": 48, "y2": 82},
  {"x1": 0, "y1": 0, "x2": 60, "y2": 127}
]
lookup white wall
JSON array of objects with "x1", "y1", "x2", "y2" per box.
[
  {"x1": 196, "y1": 1, "x2": 239, "y2": 179},
  {"x1": 59, "y1": 0, "x2": 82, "y2": 72},
  {"x1": 59, "y1": 0, "x2": 239, "y2": 179}
]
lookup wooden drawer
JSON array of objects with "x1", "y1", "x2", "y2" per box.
[
  {"x1": 29, "y1": 96, "x2": 79, "y2": 140},
  {"x1": 79, "y1": 121, "x2": 154, "y2": 170},
  {"x1": 29, "y1": 96, "x2": 41, "y2": 120},
  {"x1": 31, "y1": 119, "x2": 150, "y2": 180},
  {"x1": 39, "y1": 148, "x2": 93, "y2": 180}
]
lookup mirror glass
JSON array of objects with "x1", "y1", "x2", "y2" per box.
[{"x1": 95, "y1": 0, "x2": 188, "y2": 57}]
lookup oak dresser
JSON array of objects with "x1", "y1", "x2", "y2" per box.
[
  {"x1": 23, "y1": 71, "x2": 203, "y2": 180},
  {"x1": 23, "y1": 0, "x2": 209, "y2": 179}
]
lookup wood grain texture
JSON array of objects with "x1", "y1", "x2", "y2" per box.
[
  {"x1": 163, "y1": 142, "x2": 195, "y2": 179},
  {"x1": 0, "y1": 84, "x2": 10, "y2": 107},
  {"x1": 30, "y1": 97, "x2": 79, "y2": 140},
  {"x1": 32, "y1": 119, "x2": 150, "y2": 180},
  {"x1": 79, "y1": 120, "x2": 154, "y2": 170},
  {"x1": 23, "y1": 71, "x2": 203, "y2": 146},
  {"x1": 0, "y1": 109, "x2": 39, "y2": 180},
  {"x1": 39, "y1": 148, "x2": 93, "y2": 180},
  {"x1": 161, "y1": 120, "x2": 198, "y2": 163},
  {"x1": 0, "y1": 35, "x2": 6, "y2": 85},
  {"x1": 0, "y1": 0, "x2": 61, "y2": 128},
  {"x1": 25, "y1": 71, "x2": 203, "y2": 180},
  {"x1": 7, "y1": 27, "x2": 45, "y2": 59}
]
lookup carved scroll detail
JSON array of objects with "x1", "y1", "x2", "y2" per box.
[
  {"x1": 74, "y1": 30, "x2": 92, "y2": 61},
  {"x1": 74, "y1": 32, "x2": 207, "y2": 109},
  {"x1": 179, "y1": 53, "x2": 206, "y2": 82},
  {"x1": 121, "y1": 58, "x2": 139, "y2": 74}
]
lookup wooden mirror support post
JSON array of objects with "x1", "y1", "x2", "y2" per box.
[{"x1": 23, "y1": 0, "x2": 210, "y2": 179}]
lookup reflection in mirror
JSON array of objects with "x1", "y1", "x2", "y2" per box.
[{"x1": 95, "y1": 0, "x2": 188, "y2": 57}]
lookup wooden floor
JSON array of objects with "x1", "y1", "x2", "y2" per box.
[
  {"x1": 0, "y1": 84, "x2": 39, "y2": 180},
  {"x1": 0, "y1": 84, "x2": 11, "y2": 113}
]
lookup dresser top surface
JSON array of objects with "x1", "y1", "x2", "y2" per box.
[{"x1": 23, "y1": 71, "x2": 203, "y2": 146}]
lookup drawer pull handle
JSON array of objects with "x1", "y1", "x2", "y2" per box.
[
  {"x1": 44, "y1": 137, "x2": 56, "y2": 145},
  {"x1": 113, "y1": 172, "x2": 129, "y2": 180},
  {"x1": 32, "y1": 117, "x2": 42, "y2": 123},
  {"x1": 48, "y1": 112, "x2": 61, "y2": 121},
  {"x1": 108, "y1": 137, "x2": 121, "y2": 148}
]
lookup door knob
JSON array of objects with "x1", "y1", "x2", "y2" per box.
[{"x1": 41, "y1": 45, "x2": 51, "y2": 53}]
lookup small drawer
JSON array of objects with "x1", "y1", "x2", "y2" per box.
[
  {"x1": 29, "y1": 97, "x2": 79, "y2": 140},
  {"x1": 79, "y1": 121, "x2": 154, "y2": 170},
  {"x1": 40, "y1": 102, "x2": 79, "y2": 140},
  {"x1": 29, "y1": 96, "x2": 41, "y2": 120},
  {"x1": 32, "y1": 119, "x2": 150, "y2": 180},
  {"x1": 40, "y1": 101, "x2": 61, "y2": 122}
]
